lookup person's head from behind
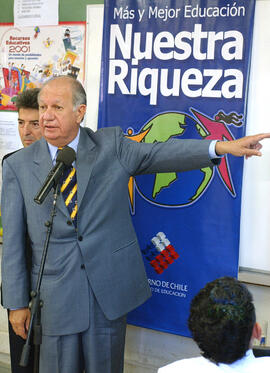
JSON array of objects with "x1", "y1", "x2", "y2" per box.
[
  {"x1": 15, "y1": 88, "x2": 42, "y2": 147},
  {"x1": 38, "y1": 75, "x2": 86, "y2": 148},
  {"x1": 188, "y1": 276, "x2": 261, "y2": 365}
]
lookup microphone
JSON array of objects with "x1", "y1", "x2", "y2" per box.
[{"x1": 34, "y1": 146, "x2": 76, "y2": 205}]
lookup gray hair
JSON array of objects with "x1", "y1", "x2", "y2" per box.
[{"x1": 39, "y1": 75, "x2": 87, "y2": 110}]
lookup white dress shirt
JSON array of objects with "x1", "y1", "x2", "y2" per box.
[{"x1": 158, "y1": 350, "x2": 270, "y2": 373}]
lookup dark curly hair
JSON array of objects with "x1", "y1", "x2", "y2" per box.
[
  {"x1": 15, "y1": 88, "x2": 40, "y2": 111},
  {"x1": 188, "y1": 277, "x2": 255, "y2": 364}
]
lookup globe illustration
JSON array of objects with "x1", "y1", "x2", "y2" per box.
[{"x1": 133, "y1": 112, "x2": 214, "y2": 207}]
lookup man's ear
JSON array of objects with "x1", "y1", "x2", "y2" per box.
[
  {"x1": 76, "y1": 104, "x2": 87, "y2": 124},
  {"x1": 252, "y1": 322, "x2": 262, "y2": 341}
]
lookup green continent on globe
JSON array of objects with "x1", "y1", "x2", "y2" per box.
[{"x1": 142, "y1": 112, "x2": 186, "y2": 198}]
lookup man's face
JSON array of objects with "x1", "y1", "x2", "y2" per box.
[
  {"x1": 38, "y1": 79, "x2": 86, "y2": 147},
  {"x1": 18, "y1": 108, "x2": 42, "y2": 147}
]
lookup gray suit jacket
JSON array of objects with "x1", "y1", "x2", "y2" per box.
[{"x1": 1, "y1": 126, "x2": 217, "y2": 336}]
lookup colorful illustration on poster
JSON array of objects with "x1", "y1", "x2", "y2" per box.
[{"x1": 0, "y1": 23, "x2": 85, "y2": 111}]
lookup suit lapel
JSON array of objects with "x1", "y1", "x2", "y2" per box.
[
  {"x1": 32, "y1": 138, "x2": 69, "y2": 218},
  {"x1": 33, "y1": 138, "x2": 53, "y2": 188},
  {"x1": 76, "y1": 127, "x2": 97, "y2": 211}
]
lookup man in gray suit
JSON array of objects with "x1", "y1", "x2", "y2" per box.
[{"x1": 1, "y1": 76, "x2": 269, "y2": 373}]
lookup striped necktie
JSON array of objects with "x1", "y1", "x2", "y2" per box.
[{"x1": 60, "y1": 163, "x2": 78, "y2": 227}]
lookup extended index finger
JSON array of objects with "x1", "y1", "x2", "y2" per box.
[{"x1": 253, "y1": 133, "x2": 270, "y2": 141}]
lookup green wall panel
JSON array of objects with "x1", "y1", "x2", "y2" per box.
[{"x1": 0, "y1": 0, "x2": 103, "y2": 23}]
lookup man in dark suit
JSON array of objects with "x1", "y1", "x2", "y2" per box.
[
  {"x1": 1, "y1": 76, "x2": 270, "y2": 373},
  {"x1": 2, "y1": 88, "x2": 42, "y2": 373}
]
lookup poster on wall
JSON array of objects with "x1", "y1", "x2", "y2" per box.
[
  {"x1": 0, "y1": 111, "x2": 21, "y2": 237},
  {"x1": 0, "y1": 22, "x2": 85, "y2": 111},
  {"x1": 98, "y1": 0, "x2": 256, "y2": 336},
  {"x1": 0, "y1": 111, "x2": 21, "y2": 189}
]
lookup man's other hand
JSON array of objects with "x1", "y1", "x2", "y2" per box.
[{"x1": 9, "y1": 308, "x2": 31, "y2": 339}]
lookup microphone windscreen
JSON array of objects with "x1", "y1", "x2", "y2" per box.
[{"x1": 56, "y1": 146, "x2": 76, "y2": 166}]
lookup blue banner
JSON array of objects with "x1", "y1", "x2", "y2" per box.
[{"x1": 98, "y1": 0, "x2": 256, "y2": 336}]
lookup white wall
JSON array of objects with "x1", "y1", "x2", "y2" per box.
[{"x1": 239, "y1": 0, "x2": 270, "y2": 272}]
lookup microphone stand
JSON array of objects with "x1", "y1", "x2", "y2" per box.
[{"x1": 20, "y1": 182, "x2": 61, "y2": 372}]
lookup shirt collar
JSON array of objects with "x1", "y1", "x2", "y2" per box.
[
  {"x1": 218, "y1": 349, "x2": 255, "y2": 370},
  {"x1": 47, "y1": 128, "x2": 80, "y2": 165}
]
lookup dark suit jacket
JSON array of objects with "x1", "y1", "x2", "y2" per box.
[
  {"x1": 2, "y1": 150, "x2": 34, "y2": 373},
  {"x1": 2, "y1": 150, "x2": 32, "y2": 274}
]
